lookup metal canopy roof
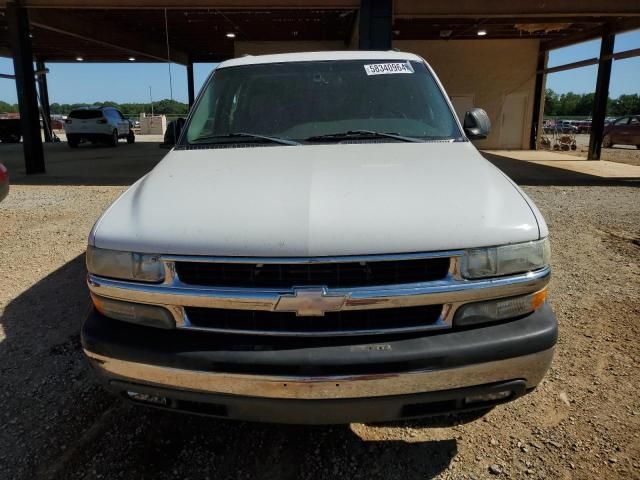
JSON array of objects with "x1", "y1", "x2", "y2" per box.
[{"x1": 0, "y1": 1, "x2": 639, "y2": 63}]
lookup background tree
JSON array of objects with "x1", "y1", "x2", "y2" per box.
[{"x1": 544, "y1": 89, "x2": 638, "y2": 118}]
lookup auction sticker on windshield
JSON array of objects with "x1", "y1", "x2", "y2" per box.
[{"x1": 364, "y1": 62, "x2": 414, "y2": 76}]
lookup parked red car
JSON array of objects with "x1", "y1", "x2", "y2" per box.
[
  {"x1": 0, "y1": 162, "x2": 9, "y2": 202},
  {"x1": 602, "y1": 115, "x2": 640, "y2": 149}
]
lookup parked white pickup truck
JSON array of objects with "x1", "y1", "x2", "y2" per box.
[{"x1": 82, "y1": 51, "x2": 556, "y2": 424}]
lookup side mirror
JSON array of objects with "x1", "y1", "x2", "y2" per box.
[
  {"x1": 159, "y1": 118, "x2": 186, "y2": 149},
  {"x1": 464, "y1": 108, "x2": 491, "y2": 140}
]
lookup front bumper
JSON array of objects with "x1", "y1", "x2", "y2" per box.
[{"x1": 82, "y1": 303, "x2": 557, "y2": 424}]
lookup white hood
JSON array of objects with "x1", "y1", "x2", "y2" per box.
[{"x1": 91, "y1": 142, "x2": 542, "y2": 256}]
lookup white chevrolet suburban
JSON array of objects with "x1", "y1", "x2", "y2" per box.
[{"x1": 82, "y1": 51, "x2": 557, "y2": 424}]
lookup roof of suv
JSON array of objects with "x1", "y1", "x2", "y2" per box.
[{"x1": 217, "y1": 50, "x2": 424, "y2": 69}]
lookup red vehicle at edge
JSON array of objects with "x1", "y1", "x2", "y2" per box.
[
  {"x1": 602, "y1": 115, "x2": 640, "y2": 149},
  {"x1": 0, "y1": 162, "x2": 9, "y2": 202}
]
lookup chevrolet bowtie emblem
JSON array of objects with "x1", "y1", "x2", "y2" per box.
[{"x1": 274, "y1": 287, "x2": 348, "y2": 316}]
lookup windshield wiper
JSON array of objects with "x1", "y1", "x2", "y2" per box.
[
  {"x1": 305, "y1": 130, "x2": 425, "y2": 143},
  {"x1": 190, "y1": 132, "x2": 300, "y2": 146}
]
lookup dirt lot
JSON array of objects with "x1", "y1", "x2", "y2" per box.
[
  {"x1": 1, "y1": 166, "x2": 639, "y2": 479},
  {"x1": 567, "y1": 134, "x2": 640, "y2": 166}
]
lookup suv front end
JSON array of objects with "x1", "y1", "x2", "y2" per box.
[{"x1": 82, "y1": 239, "x2": 556, "y2": 424}]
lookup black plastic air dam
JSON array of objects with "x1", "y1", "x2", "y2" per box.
[
  {"x1": 81, "y1": 303, "x2": 557, "y2": 377},
  {"x1": 107, "y1": 379, "x2": 529, "y2": 424}
]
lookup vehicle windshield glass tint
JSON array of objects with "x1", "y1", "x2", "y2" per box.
[
  {"x1": 69, "y1": 110, "x2": 103, "y2": 119},
  {"x1": 185, "y1": 60, "x2": 461, "y2": 144}
]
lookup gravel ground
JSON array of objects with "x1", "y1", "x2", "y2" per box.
[
  {"x1": 1, "y1": 181, "x2": 639, "y2": 480},
  {"x1": 565, "y1": 134, "x2": 640, "y2": 166}
]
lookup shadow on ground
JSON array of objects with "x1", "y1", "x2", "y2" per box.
[
  {"x1": 2, "y1": 140, "x2": 638, "y2": 188},
  {"x1": 0, "y1": 256, "x2": 456, "y2": 480},
  {"x1": 1, "y1": 141, "x2": 167, "y2": 186},
  {"x1": 483, "y1": 152, "x2": 640, "y2": 186}
]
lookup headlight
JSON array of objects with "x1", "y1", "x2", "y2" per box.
[
  {"x1": 86, "y1": 246, "x2": 164, "y2": 282},
  {"x1": 461, "y1": 238, "x2": 550, "y2": 279}
]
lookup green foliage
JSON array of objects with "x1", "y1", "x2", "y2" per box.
[
  {"x1": 0, "y1": 100, "x2": 19, "y2": 113},
  {"x1": 2, "y1": 92, "x2": 639, "y2": 119},
  {"x1": 0, "y1": 99, "x2": 188, "y2": 116},
  {"x1": 544, "y1": 89, "x2": 640, "y2": 118}
]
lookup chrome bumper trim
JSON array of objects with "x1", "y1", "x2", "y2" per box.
[
  {"x1": 85, "y1": 347, "x2": 555, "y2": 400},
  {"x1": 87, "y1": 267, "x2": 550, "y2": 314}
]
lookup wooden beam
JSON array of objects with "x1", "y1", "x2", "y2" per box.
[
  {"x1": 608, "y1": 47, "x2": 640, "y2": 61},
  {"x1": 28, "y1": 9, "x2": 189, "y2": 64},
  {"x1": 541, "y1": 17, "x2": 640, "y2": 51},
  {"x1": 539, "y1": 48, "x2": 640, "y2": 75},
  {"x1": 1, "y1": 1, "x2": 359, "y2": 8},
  {"x1": 541, "y1": 58, "x2": 598, "y2": 74},
  {"x1": 394, "y1": 0, "x2": 640, "y2": 18}
]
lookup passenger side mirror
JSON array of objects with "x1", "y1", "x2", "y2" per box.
[{"x1": 464, "y1": 108, "x2": 491, "y2": 140}]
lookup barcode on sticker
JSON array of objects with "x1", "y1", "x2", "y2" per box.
[{"x1": 364, "y1": 63, "x2": 414, "y2": 75}]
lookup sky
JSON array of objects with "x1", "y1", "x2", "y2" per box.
[{"x1": 0, "y1": 29, "x2": 639, "y2": 105}]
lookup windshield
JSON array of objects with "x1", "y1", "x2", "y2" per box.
[
  {"x1": 69, "y1": 109, "x2": 103, "y2": 119},
  {"x1": 184, "y1": 59, "x2": 462, "y2": 145}
]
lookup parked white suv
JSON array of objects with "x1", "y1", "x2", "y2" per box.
[
  {"x1": 82, "y1": 51, "x2": 557, "y2": 424},
  {"x1": 64, "y1": 106, "x2": 135, "y2": 148}
]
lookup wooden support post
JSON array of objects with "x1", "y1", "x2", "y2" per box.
[
  {"x1": 36, "y1": 59, "x2": 52, "y2": 143},
  {"x1": 187, "y1": 60, "x2": 195, "y2": 108},
  {"x1": 530, "y1": 48, "x2": 548, "y2": 150},
  {"x1": 359, "y1": 0, "x2": 392, "y2": 50},
  {"x1": 7, "y1": 1, "x2": 45, "y2": 174},
  {"x1": 588, "y1": 30, "x2": 615, "y2": 160}
]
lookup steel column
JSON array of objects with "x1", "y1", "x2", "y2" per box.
[
  {"x1": 187, "y1": 60, "x2": 195, "y2": 108},
  {"x1": 359, "y1": 0, "x2": 392, "y2": 50},
  {"x1": 588, "y1": 30, "x2": 615, "y2": 160},
  {"x1": 530, "y1": 48, "x2": 548, "y2": 150},
  {"x1": 36, "y1": 59, "x2": 52, "y2": 143},
  {"x1": 7, "y1": 2, "x2": 45, "y2": 174}
]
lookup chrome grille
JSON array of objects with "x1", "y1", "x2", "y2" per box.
[
  {"x1": 174, "y1": 257, "x2": 451, "y2": 288},
  {"x1": 87, "y1": 247, "x2": 551, "y2": 338},
  {"x1": 184, "y1": 304, "x2": 445, "y2": 337}
]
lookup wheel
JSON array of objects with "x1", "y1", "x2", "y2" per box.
[
  {"x1": 109, "y1": 129, "x2": 119, "y2": 147},
  {"x1": 67, "y1": 136, "x2": 79, "y2": 148},
  {"x1": 602, "y1": 134, "x2": 612, "y2": 148},
  {"x1": 126, "y1": 130, "x2": 135, "y2": 144}
]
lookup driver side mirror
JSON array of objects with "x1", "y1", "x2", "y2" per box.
[
  {"x1": 464, "y1": 108, "x2": 491, "y2": 140},
  {"x1": 159, "y1": 118, "x2": 186, "y2": 149}
]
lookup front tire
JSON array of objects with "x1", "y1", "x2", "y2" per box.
[
  {"x1": 67, "y1": 136, "x2": 79, "y2": 148},
  {"x1": 602, "y1": 134, "x2": 612, "y2": 148},
  {"x1": 126, "y1": 130, "x2": 135, "y2": 144},
  {"x1": 109, "y1": 130, "x2": 119, "y2": 147}
]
